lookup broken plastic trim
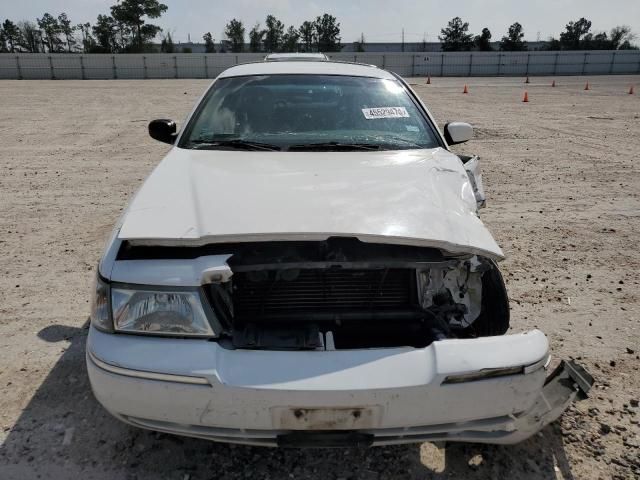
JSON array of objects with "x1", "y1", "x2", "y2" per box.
[{"x1": 545, "y1": 359, "x2": 594, "y2": 400}]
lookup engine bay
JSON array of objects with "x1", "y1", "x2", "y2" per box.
[{"x1": 119, "y1": 237, "x2": 510, "y2": 350}]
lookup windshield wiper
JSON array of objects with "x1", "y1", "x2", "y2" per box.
[
  {"x1": 187, "y1": 139, "x2": 281, "y2": 151},
  {"x1": 288, "y1": 142, "x2": 383, "y2": 152},
  {"x1": 370, "y1": 136, "x2": 425, "y2": 148}
]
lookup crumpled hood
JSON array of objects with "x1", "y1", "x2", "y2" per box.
[{"x1": 119, "y1": 147, "x2": 504, "y2": 260}]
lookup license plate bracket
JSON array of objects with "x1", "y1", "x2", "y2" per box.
[{"x1": 272, "y1": 406, "x2": 381, "y2": 430}]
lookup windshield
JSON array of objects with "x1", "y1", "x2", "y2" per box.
[{"x1": 179, "y1": 75, "x2": 441, "y2": 151}]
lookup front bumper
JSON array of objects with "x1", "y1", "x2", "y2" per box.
[{"x1": 86, "y1": 326, "x2": 592, "y2": 447}]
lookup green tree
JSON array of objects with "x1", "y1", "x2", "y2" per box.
[
  {"x1": 541, "y1": 37, "x2": 561, "y2": 51},
  {"x1": 281, "y1": 25, "x2": 300, "y2": 52},
  {"x1": 581, "y1": 32, "x2": 610, "y2": 50},
  {"x1": 500, "y1": 22, "x2": 527, "y2": 51},
  {"x1": 92, "y1": 14, "x2": 118, "y2": 52},
  {"x1": 439, "y1": 17, "x2": 474, "y2": 51},
  {"x1": 474, "y1": 27, "x2": 492, "y2": 51},
  {"x1": 548, "y1": 23, "x2": 636, "y2": 51},
  {"x1": 315, "y1": 14, "x2": 340, "y2": 52},
  {"x1": 2, "y1": 20, "x2": 22, "y2": 52},
  {"x1": 77, "y1": 23, "x2": 97, "y2": 53},
  {"x1": 37, "y1": 13, "x2": 63, "y2": 52},
  {"x1": 160, "y1": 31, "x2": 174, "y2": 52},
  {"x1": 618, "y1": 41, "x2": 638, "y2": 50},
  {"x1": 559, "y1": 17, "x2": 591, "y2": 50},
  {"x1": 18, "y1": 21, "x2": 42, "y2": 52},
  {"x1": 263, "y1": 15, "x2": 284, "y2": 52},
  {"x1": 299, "y1": 20, "x2": 315, "y2": 52},
  {"x1": 110, "y1": 0, "x2": 168, "y2": 52},
  {"x1": 57, "y1": 13, "x2": 76, "y2": 52},
  {"x1": 609, "y1": 26, "x2": 635, "y2": 49},
  {"x1": 224, "y1": 18, "x2": 245, "y2": 52},
  {"x1": 0, "y1": 26, "x2": 6, "y2": 53},
  {"x1": 203, "y1": 32, "x2": 215, "y2": 53},
  {"x1": 249, "y1": 23, "x2": 264, "y2": 52}
]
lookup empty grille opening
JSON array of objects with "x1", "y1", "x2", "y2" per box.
[
  {"x1": 226, "y1": 267, "x2": 432, "y2": 349},
  {"x1": 232, "y1": 268, "x2": 415, "y2": 321}
]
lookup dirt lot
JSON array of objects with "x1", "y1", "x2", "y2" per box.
[{"x1": 0, "y1": 75, "x2": 639, "y2": 480}]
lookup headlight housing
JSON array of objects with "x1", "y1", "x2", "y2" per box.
[
  {"x1": 91, "y1": 274, "x2": 113, "y2": 332},
  {"x1": 111, "y1": 287, "x2": 215, "y2": 337},
  {"x1": 90, "y1": 272, "x2": 216, "y2": 337}
]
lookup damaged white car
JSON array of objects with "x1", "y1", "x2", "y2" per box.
[{"x1": 87, "y1": 60, "x2": 592, "y2": 447}]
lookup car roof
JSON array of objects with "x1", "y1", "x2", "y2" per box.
[
  {"x1": 218, "y1": 61, "x2": 396, "y2": 80},
  {"x1": 264, "y1": 53, "x2": 329, "y2": 61}
]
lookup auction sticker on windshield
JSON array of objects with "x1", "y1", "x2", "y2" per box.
[{"x1": 362, "y1": 107, "x2": 410, "y2": 119}]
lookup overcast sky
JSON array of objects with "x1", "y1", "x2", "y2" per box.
[{"x1": 2, "y1": 0, "x2": 638, "y2": 44}]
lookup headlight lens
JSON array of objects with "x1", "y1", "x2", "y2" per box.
[
  {"x1": 91, "y1": 274, "x2": 113, "y2": 332},
  {"x1": 111, "y1": 288, "x2": 214, "y2": 337}
]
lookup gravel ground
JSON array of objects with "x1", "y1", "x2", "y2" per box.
[{"x1": 0, "y1": 75, "x2": 639, "y2": 479}]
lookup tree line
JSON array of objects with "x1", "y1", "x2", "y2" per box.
[
  {"x1": 0, "y1": 0, "x2": 168, "y2": 53},
  {"x1": 439, "y1": 16, "x2": 637, "y2": 52},
  {"x1": 207, "y1": 14, "x2": 341, "y2": 53},
  {"x1": 0, "y1": 3, "x2": 637, "y2": 54},
  {"x1": 0, "y1": 1, "x2": 341, "y2": 54}
]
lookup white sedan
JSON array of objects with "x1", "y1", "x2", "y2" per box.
[{"x1": 87, "y1": 60, "x2": 592, "y2": 447}]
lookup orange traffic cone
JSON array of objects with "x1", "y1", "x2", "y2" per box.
[
  {"x1": 523, "y1": 91, "x2": 529, "y2": 103},
  {"x1": 463, "y1": 84, "x2": 469, "y2": 94},
  {"x1": 629, "y1": 85, "x2": 635, "y2": 95},
  {"x1": 584, "y1": 81, "x2": 590, "y2": 91},
  {"x1": 525, "y1": 76, "x2": 530, "y2": 84},
  {"x1": 427, "y1": 75, "x2": 431, "y2": 85},
  {"x1": 552, "y1": 80, "x2": 556, "y2": 87}
]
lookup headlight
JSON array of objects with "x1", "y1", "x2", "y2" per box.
[
  {"x1": 91, "y1": 274, "x2": 113, "y2": 332},
  {"x1": 111, "y1": 288, "x2": 215, "y2": 337}
]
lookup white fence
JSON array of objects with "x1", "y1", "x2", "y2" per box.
[{"x1": 1, "y1": 51, "x2": 639, "y2": 80}]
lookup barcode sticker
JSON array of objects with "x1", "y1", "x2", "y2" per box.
[{"x1": 362, "y1": 107, "x2": 410, "y2": 119}]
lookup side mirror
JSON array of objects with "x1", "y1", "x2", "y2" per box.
[
  {"x1": 148, "y1": 119, "x2": 177, "y2": 144},
  {"x1": 444, "y1": 122, "x2": 473, "y2": 145}
]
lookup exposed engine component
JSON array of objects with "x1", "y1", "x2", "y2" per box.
[
  {"x1": 233, "y1": 268, "x2": 416, "y2": 322},
  {"x1": 417, "y1": 256, "x2": 488, "y2": 329},
  {"x1": 214, "y1": 241, "x2": 508, "y2": 350},
  {"x1": 119, "y1": 237, "x2": 509, "y2": 350}
]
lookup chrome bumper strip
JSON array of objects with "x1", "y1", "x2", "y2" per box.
[{"x1": 87, "y1": 349, "x2": 210, "y2": 386}]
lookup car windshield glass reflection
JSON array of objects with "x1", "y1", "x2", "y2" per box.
[{"x1": 180, "y1": 75, "x2": 440, "y2": 151}]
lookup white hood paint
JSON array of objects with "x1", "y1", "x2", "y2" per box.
[{"x1": 118, "y1": 147, "x2": 504, "y2": 260}]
